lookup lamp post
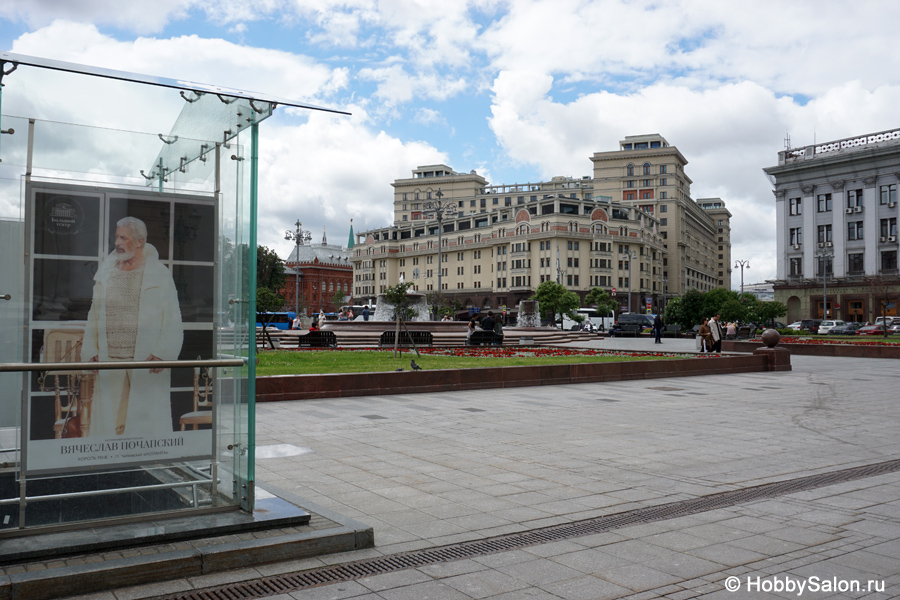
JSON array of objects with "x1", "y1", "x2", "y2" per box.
[
  {"x1": 815, "y1": 246, "x2": 833, "y2": 318},
  {"x1": 663, "y1": 276, "x2": 667, "y2": 316},
  {"x1": 423, "y1": 188, "x2": 457, "y2": 308},
  {"x1": 734, "y1": 259, "x2": 750, "y2": 295},
  {"x1": 284, "y1": 219, "x2": 312, "y2": 316},
  {"x1": 620, "y1": 250, "x2": 637, "y2": 313}
]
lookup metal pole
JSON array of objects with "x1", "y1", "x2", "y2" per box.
[{"x1": 734, "y1": 259, "x2": 749, "y2": 295}]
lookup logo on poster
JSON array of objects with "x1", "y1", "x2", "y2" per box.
[{"x1": 42, "y1": 198, "x2": 85, "y2": 235}]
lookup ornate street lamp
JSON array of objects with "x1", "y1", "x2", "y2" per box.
[
  {"x1": 423, "y1": 188, "x2": 457, "y2": 305},
  {"x1": 284, "y1": 219, "x2": 312, "y2": 316},
  {"x1": 734, "y1": 259, "x2": 750, "y2": 295}
]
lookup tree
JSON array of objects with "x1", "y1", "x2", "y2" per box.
[
  {"x1": 256, "y1": 287, "x2": 284, "y2": 349},
  {"x1": 718, "y1": 297, "x2": 747, "y2": 324},
  {"x1": 426, "y1": 291, "x2": 460, "y2": 320},
  {"x1": 665, "y1": 288, "x2": 705, "y2": 330},
  {"x1": 382, "y1": 281, "x2": 417, "y2": 322},
  {"x1": 532, "y1": 281, "x2": 581, "y2": 327},
  {"x1": 330, "y1": 288, "x2": 346, "y2": 312},
  {"x1": 257, "y1": 245, "x2": 286, "y2": 293},
  {"x1": 583, "y1": 287, "x2": 617, "y2": 318},
  {"x1": 755, "y1": 301, "x2": 788, "y2": 328}
]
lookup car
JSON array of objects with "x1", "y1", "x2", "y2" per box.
[
  {"x1": 857, "y1": 324, "x2": 889, "y2": 336},
  {"x1": 786, "y1": 321, "x2": 803, "y2": 330},
  {"x1": 800, "y1": 319, "x2": 823, "y2": 334},
  {"x1": 817, "y1": 320, "x2": 846, "y2": 334},
  {"x1": 889, "y1": 324, "x2": 900, "y2": 335},
  {"x1": 827, "y1": 322, "x2": 864, "y2": 335}
]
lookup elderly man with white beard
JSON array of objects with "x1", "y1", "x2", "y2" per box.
[{"x1": 82, "y1": 216, "x2": 183, "y2": 438}]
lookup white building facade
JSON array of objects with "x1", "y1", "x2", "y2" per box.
[{"x1": 764, "y1": 128, "x2": 900, "y2": 322}]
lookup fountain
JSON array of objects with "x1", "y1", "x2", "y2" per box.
[
  {"x1": 516, "y1": 300, "x2": 541, "y2": 328},
  {"x1": 373, "y1": 291, "x2": 431, "y2": 321}
]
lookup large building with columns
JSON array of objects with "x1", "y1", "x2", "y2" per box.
[{"x1": 764, "y1": 128, "x2": 900, "y2": 323}]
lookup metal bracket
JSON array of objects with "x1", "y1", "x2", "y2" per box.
[
  {"x1": 158, "y1": 134, "x2": 178, "y2": 145},
  {"x1": 216, "y1": 94, "x2": 237, "y2": 104},
  {"x1": 180, "y1": 90, "x2": 204, "y2": 103}
]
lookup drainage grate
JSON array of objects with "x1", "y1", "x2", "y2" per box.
[{"x1": 156, "y1": 458, "x2": 900, "y2": 600}]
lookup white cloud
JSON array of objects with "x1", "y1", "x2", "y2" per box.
[
  {"x1": 2, "y1": 0, "x2": 197, "y2": 34},
  {"x1": 488, "y1": 74, "x2": 900, "y2": 284},
  {"x1": 358, "y1": 64, "x2": 468, "y2": 107},
  {"x1": 254, "y1": 105, "x2": 447, "y2": 256}
]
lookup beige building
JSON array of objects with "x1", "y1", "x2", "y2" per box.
[
  {"x1": 353, "y1": 165, "x2": 668, "y2": 316},
  {"x1": 590, "y1": 134, "x2": 732, "y2": 295}
]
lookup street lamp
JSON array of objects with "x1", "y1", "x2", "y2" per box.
[
  {"x1": 423, "y1": 188, "x2": 457, "y2": 308},
  {"x1": 815, "y1": 246, "x2": 833, "y2": 318},
  {"x1": 620, "y1": 250, "x2": 637, "y2": 313},
  {"x1": 734, "y1": 259, "x2": 750, "y2": 295},
  {"x1": 663, "y1": 276, "x2": 668, "y2": 315},
  {"x1": 284, "y1": 219, "x2": 312, "y2": 316}
]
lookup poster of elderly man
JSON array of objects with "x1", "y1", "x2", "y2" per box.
[
  {"x1": 82, "y1": 216, "x2": 183, "y2": 438},
  {"x1": 24, "y1": 186, "x2": 217, "y2": 475}
]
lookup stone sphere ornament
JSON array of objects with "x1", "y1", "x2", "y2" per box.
[{"x1": 761, "y1": 328, "x2": 781, "y2": 347}]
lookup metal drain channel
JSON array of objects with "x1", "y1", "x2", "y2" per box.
[{"x1": 158, "y1": 458, "x2": 900, "y2": 600}]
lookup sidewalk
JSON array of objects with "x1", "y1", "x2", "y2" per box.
[{"x1": 67, "y1": 348, "x2": 899, "y2": 599}]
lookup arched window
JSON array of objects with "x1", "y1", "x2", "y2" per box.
[
  {"x1": 643, "y1": 163, "x2": 651, "y2": 175},
  {"x1": 518, "y1": 224, "x2": 529, "y2": 235},
  {"x1": 540, "y1": 221, "x2": 550, "y2": 232},
  {"x1": 626, "y1": 164, "x2": 634, "y2": 176}
]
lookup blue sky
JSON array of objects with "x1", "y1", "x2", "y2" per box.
[{"x1": 3, "y1": 0, "x2": 900, "y2": 286}]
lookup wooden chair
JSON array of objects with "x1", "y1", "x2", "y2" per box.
[
  {"x1": 180, "y1": 361, "x2": 213, "y2": 431},
  {"x1": 42, "y1": 329, "x2": 94, "y2": 439}
]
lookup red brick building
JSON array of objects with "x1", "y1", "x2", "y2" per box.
[{"x1": 282, "y1": 242, "x2": 353, "y2": 315}]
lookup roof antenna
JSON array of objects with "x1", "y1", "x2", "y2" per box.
[{"x1": 784, "y1": 133, "x2": 791, "y2": 151}]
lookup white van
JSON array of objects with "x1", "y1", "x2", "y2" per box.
[
  {"x1": 562, "y1": 308, "x2": 615, "y2": 331},
  {"x1": 817, "y1": 320, "x2": 845, "y2": 334}
]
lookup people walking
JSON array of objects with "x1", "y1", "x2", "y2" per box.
[
  {"x1": 710, "y1": 313, "x2": 724, "y2": 353},
  {"x1": 362, "y1": 305, "x2": 370, "y2": 321},
  {"x1": 698, "y1": 318, "x2": 712, "y2": 353},
  {"x1": 653, "y1": 313, "x2": 664, "y2": 344}
]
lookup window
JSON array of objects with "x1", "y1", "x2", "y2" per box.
[
  {"x1": 626, "y1": 164, "x2": 634, "y2": 176},
  {"x1": 643, "y1": 163, "x2": 651, "y2": 175},
  {"x1": 790, "y1": 227, "x2": 802, "y2": 245},
  {"x1": 880, "y1": 184, "x2": 896, "y2": 205},
  {"x1": 626, "y1": 180, "x2": 635, "y2": 188},
  {"x1": 660, "y1": 165, "x2": 667, "y2": 174},
  {"x1": 660, "y1": 192, "x2": 667, "y2": 199},
  {"x1": 789, "y1": 197, "x2": 802, "y2": 216},
  {"x1": 642, "y1": 179, "x2": 652, "y2": 187},
  {"x1": 625, "y1": 192, "x2": 635, "y2": 200},
  {"x1": 817, "y1": 256, "x2": 833, "y2": 277},
  {"x1": 881, "y1": 218, "x2": 897, "y2": 238},
  {"x1": 789, "y1": 257, "x2": 802, "y2": 277},
  {"x1": 847, "y1": 221, "x2": 863, "y2": 241},
  {"x1": 848, "y1": 253, "x2": 864, "y2": 274},
  {"x1": 640, "y1": 191, "x2": 653, "y2": 199},
  {"x1": 882, "y1": 250, "x2": 898, "y2": 271},
  {"x1": 660, "y1": 204, "x2": 667, "y2": 213},
  {"x1": 817, "y1": 193, "x2": 832, "y2": 212},
  {"x1": 847, "y1": 189, "x2": 863, "y2": 208},
  {"x1": 817, "y1": 224, "x2": 832, "y2": 243}
]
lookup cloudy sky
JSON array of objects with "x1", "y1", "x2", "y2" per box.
[{"x1": 2, "y1": 0, "x2": 900, "y2": 287}]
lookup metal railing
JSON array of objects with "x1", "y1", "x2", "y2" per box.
[{"x1": 0, "y1": 358, "x2": 245, "y2": 373}]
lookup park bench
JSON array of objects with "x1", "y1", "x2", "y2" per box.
[
  {"x1": 379, "y1": 331, "x2": 434, "y2": 347},
  {"x1": 297, "y1": 330, "x2": 338, "y2": 348},
  {"x1": 661, "y1": 324, "x2": 682, "y2": 338},
  {"x1": 467, "y1": 331, "x2": 503, "y2": 346},
  {"x1": 613, "y1": 324, "x2": 644, "y2": 337}
]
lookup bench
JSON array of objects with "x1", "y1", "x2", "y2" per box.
[
  {"x1": 297, "y1": 330, "x2": 338, "y2": 348},
  {"x1": 468, "y1": 331, "x2": 503, "y2": 346},
  {"x1": 612, "y1": 324, "x2": 644, "y2": 337},
  {"x1": 379, "y1": 331, "x2": 434, "y2": 347},
  {"x1": 661, "y1": 324, "x2": 682, "y2": 338}
]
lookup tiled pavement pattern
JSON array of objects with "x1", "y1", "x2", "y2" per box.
[{"x1": 64, "y1": 341, "x2": 899, "y2": 599}]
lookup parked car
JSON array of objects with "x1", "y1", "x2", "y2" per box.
[
  {"x1": 800, "y1": 319, "x2": 823, "y2": 334},
  {"x1": 828, "y1": 322, "x2": 864, "y2": 335},
  {"x1": 786, "y1": 321, "x2": 804, "y2": 330},
  {"x1": 889, "y1": 324, "x2": 900, "y2": 335},
  {"x1": 857, "y1": 324, "x2": 889, "y2": 336},
  {"x1": 817, "y1": 320, "x2": 846, "y2": 334}
]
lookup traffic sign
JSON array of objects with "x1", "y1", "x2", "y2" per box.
[{"x1": 611, "y1": 287, "x2": 616, "y2": 296}]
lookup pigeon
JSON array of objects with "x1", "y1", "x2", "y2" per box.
[
  {"x1": 395, "y1": 368, "x2": 403, "y2": 371},
  {"x1": 410, "y1": 359, "x2": 422, "y2": 371}
]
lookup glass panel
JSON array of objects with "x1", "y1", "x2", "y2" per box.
[{"x1": 0, "y1": 87, "x2": 253, "y2": 530}]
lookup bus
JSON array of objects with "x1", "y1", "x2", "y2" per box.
[
  {"x1": 562, "y1": 308, "x2": 615, "y2": 332},
  {"x1": 256, "y1": 312, "x2": 297, "y2": 330}
]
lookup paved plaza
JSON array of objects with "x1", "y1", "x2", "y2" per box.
[{"x1": 68, "y1": 339, "x2": 899, "y2": 599}]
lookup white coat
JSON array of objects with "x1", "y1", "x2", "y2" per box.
[{"x1": 82, "y1": 244, "x2": 183, "y2": 438}]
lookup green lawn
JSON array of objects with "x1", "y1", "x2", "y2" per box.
[{"x1": 255, "y1": 349, "x2": 683, "y2": 376}]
